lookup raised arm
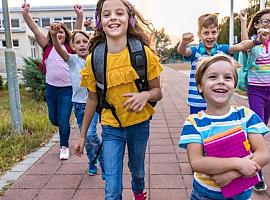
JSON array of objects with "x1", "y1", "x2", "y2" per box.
[
  {"x1": 21, "y1": 3, "x2": 48, "y2": 48},
  {"x1": 74, "y1": 4, "x2": 84, "y2": 30},
  {"x1": 50, "y1": 23, "x2": 70, "y2": 62},
  {"x1": 239, "y1": 10, "x2": 249, "y2": 41},
  {"x1": 177, "y1": 32, "x2": 193, "y2": 57},
  {"x1": 229, "y1": 29, "x2": 269, "y2": 54}
]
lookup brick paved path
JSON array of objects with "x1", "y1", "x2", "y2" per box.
[{"x1": 1, "y1": 67, "x2": 270, "y2": 200}]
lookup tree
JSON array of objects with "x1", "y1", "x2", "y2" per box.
[
  {"x1": 154, "y1": 28, "x2": 171, "y2": 63},
  {"x1": 21, "y1": 57, "x2": 46, "y2": 101},
  {"x1": 218, "y1": 0, "x2": 263, "y2": 44}
]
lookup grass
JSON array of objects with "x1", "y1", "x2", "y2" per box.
[{"x1": 0, "y1": 89, "x2": 56, "y2": 174}]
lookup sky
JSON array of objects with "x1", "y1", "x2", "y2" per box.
[{"x1": 2, "y1": 0, "x2": 250, "y2": 44}]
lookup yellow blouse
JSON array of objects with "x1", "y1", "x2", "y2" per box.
[{"x1": 80, "y1": 46, "x2": 163, "y2": 127}]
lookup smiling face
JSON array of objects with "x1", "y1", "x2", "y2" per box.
[
  {"x1": 100, "y1": 0, "x2": 129, "y2": 40},
  {"x1": 57, "y1": 28, "x2": 66, "y2": 45},
  {"x1": 198, "y1": 60, "x2": 235, "y2": 111},
  {"x1": 72, "y1": 32, "x2": 89, "y2": 59},
  {"x1": 198, "y1": 25, "x2": 219, "y2": 53},
  {"x1": 255, "y1": 13, "x2": 270, "y2": 32}
]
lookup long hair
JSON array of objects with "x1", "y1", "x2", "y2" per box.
[
  {"x1": 89, "y1": 0, "x2": 156, "y2": 53},
  {"x1": 47, "y1": 23, "x2": 72, "y2": 45},
  {"x1": 247, "y1": 8, "x2": 270, "y2": 37}
]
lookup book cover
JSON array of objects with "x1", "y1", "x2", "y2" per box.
[{"x1": 203, "y1": 126, "x2": 260, "y2": 198}]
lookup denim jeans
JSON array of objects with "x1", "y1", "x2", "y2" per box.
[
  {"x1": 73, "y1": 103, "x2": 103, "y2": 167},
  {"x1": 46, "y1": 83, "x2": 73, "y2": 147},
  {"x1": 102, "y1": 120, "x2": 150, "y2": 200},
  {"x1": 191, "y1": 182, "x2": 252, "y2": 200}
]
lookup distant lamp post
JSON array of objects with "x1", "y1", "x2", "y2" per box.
[
  {"x1": 229, "y1": 0, "x2": 234, "y2": 46},
  {"x1": 260, "y1": 0, "x2": 266, "y2": 10},
  {"x1": 2, "y1": 0, "x2": 23, "y2": 134}
]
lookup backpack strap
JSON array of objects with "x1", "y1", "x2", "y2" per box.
[
  {"x1": 127, "y1": 38, "x2": 157, "y2": 108},
  {"x1": 127, "y1": 38, "x2": 148, "y2": 92},
  {"x1": 64, "y1": 44, "x2": 74, "y2": 54},
  {"x1": 92, "y1": 41, "x2": 123, "y2": 127},
  {"x1": 38, "y1": 44, "x2": 53, "y2": 74},
  {"x1": 38, "y1": 43, "x2": 73, "y2": 74}
]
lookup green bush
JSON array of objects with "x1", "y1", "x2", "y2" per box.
[
  {"x1": 21, "y1": 57, "x2": 45, "y2": 101},
  {"x1": 0, "y1": 75, "x2": 3, "y2": 91}
]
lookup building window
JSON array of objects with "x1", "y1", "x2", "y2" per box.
[
  {"x1": 41, "y1": 18, "x2": 50, "y2": 28},
  {"x1": 30, "y1": 40, "x2": 38, "y2": 58},
  {"x1": 33, "y1": 17, "x2": 40, "y2": 26},
  {"x1": 1, "y1": 40, "x2": 20, "y2": 48},
  {"x1": 0, "y1": 19, "x2": 4, "y2": 29},
  {"x1": 53, "y1": 17, "x2": 77, "y2": 30},
  {"x1": 11, "y1": 19, "x2": 20, "y2": 28}
]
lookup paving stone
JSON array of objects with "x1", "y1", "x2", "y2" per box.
[
  {"x1": 0, "y1": 189, "x2": 39, "y2": 200},
  {"x1": 44, "y1": 175, "x2": 82, "y2": 189}
]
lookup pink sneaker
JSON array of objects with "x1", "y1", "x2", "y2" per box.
[{"x1": 133, "y1": 192, "x2": 147, "y2": 200}]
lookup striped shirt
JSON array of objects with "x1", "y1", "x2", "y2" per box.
[
  {"x1": 179, "y1": 105, "x2": 269, "y2": 199},
  {"x1": 184, "y1": 44, "x2": 230, "y2": 108},
  {"x1": 248, "y1": 44, "x2": 270, "y2": 86}
]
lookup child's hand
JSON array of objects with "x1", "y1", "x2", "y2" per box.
[
  {"x1": 210, "y1": 173, "x2": 233, "y2": 187},
  {"x1": 84, "y1": 18, "x2": 95, "y2": 30},
  {"x1": 74, "y1": 4, "x2": 83, "y2": 17},
  {"x1": 49, "y1": 23, "x2": 61, "y2": 37},
  {"x1": 239, "y1": 10, "x2": 247, "y2": 24},
  {"x1": 181, "y1": 32, "x2": 194, "y2": 46},
  {"x1": 123, "y1": 91, "x2": 150, "y2": 112},
  {"x1": 237, "y1": 157, "x2": 261, "y2": 177},
  {"x1": 257, "y1": 28, "x2": 270, "y2": 43},
  {"x1": 74, "y1": 137, "x2": 85, "y2": 157},
  {"x1": 21, "y1": 2, "x2": 30, "y2": 14}
]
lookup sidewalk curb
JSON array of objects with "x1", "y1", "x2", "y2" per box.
[{"x1": 0, "y1": 133, "x2": 59, "y2": 191}]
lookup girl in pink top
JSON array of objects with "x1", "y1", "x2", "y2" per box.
[{"x1": 22, "y1": 2, "x2": 83, "y2": 160}]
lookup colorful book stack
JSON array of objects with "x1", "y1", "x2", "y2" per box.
[{"x1": 203, "y1": 126, "x2": 260, "y2": 198}]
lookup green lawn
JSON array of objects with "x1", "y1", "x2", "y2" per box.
[{"x1": 0, "y1": 89, "x2": 55, "y2": 174}]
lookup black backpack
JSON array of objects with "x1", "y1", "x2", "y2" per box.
[{"x1": 91, "y1": 37, "x2": 156, "y2": 127}]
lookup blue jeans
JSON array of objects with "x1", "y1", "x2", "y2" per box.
[
  {"x1": 191, "y1": 181, "x2": 252, "y2": 200},
  {"x1": 73, "y1": 103, "x2": 103, "y2": 167},
  {"x1": 102, "y1": 120, "x2": 150, "y2": 200},
  {"x1": 46, "y1": 83, "x2": 72, "y2": 147}
]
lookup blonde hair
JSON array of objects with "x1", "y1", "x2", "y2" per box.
[
  {"x1": 198, "y1": 13, "x2": 218, "y2": 33},
  {"x1": 195, "y1": 54, "x2": 238, "y2": 96}
]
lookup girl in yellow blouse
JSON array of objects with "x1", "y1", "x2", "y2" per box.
[{"x1": 74, "y1": 0, "x2": 163, "y2": 199}]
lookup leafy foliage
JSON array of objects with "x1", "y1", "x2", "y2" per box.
[
  {"x1": 218, "y1": 0, "x2": 266, "y2": 44},
  {"x1": 21, "y1": 57, "x2": 45, "y2": 101},
  {"x1": 0, "y1": 89, "x2": 55, "y2": 174},
  {"x1": 154, "y1": 28, "x2": 171, "y2": 63},
  {"x1": 0, "y1": 75, "x2": 3, "y2": 91}
]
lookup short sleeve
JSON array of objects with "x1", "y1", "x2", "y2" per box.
[
  {"x1": 144, "y1": 47, "x2": 163, "y2": 81},
  {"x1": 183, "y1": 46, "x2": 197, "y2": 62},
  {"x1": 219, "y1": 44, "x2": 230, "y2": 55},
  {"x1": 245, "y1": 108, "x2": 269, "y2": 135},
  {"x1": 179, "y1": 115, "x2": 202, "y2": 149},
  {"x1": 80, "y1": 54, "x2": 97, "y2": 92},
  {"x1": 67, "y1": 54, "x2": 76, "y2": 68}
]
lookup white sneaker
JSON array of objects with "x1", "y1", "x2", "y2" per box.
[{"x1": 60, "y1": 146, "x2": 69, "y2": 160}]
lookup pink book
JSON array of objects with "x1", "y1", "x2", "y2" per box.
[{"x1": 203, "y1": 126, "x2": 260, "y2": 198}]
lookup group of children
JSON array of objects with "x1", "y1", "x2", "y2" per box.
[{"x1": 22, "y1": 0, "x2": 270, "y2": 199}]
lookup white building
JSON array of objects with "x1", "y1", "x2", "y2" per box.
[{"x1": 0, "y1": 4, "x2": 95, "y2": 78}]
